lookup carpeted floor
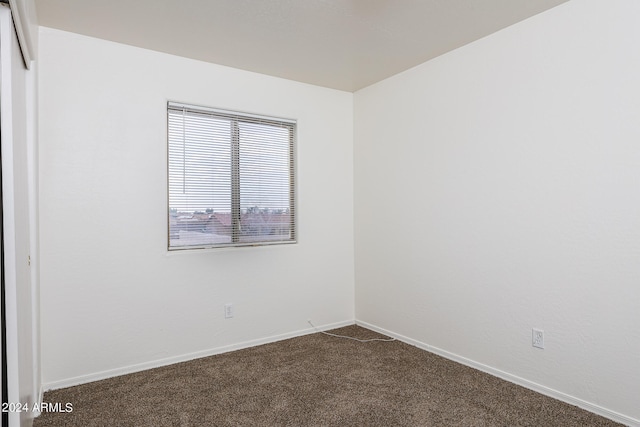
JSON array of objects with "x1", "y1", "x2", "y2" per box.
[{"x1": 34, "y1": 325, "x2": 622, "y2": 426}]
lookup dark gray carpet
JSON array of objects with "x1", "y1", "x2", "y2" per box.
[{"x1": 34, "y1": 325, "x2": 622, "y2": 426}]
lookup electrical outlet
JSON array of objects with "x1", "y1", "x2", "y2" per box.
[
  {"x1": 224, "y1": 303, "x2": 234, "y2": 319},
  {"x1": 532, "y1": 328, "x2": 544, "y2": 349}
]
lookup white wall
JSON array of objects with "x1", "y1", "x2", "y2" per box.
[
  {"x1": 355, "y1": 0, "x2": 640, "y2": 424},
  {"x1": 38, "y1": 27, "x2": 354, "y2": 388}
]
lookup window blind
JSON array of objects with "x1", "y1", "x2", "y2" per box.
[{"x1": 168, "y1": 102, "x2": 296, "y2": 249}]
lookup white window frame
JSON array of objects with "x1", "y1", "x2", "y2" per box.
[{"x1": 167, "y1": 102, "x2": 297, "y2": 250}]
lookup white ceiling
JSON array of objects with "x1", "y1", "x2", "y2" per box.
[{"x1": 34, "y1": 0, "x2": 569, "y2": 92}]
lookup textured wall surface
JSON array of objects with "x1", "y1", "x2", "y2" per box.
[
  {"x1": 355, "y1": 0, "x2": 640, "y2": 423},
  {"x1": 39, "y1": 27, "x2": 354, "y2": 387}
]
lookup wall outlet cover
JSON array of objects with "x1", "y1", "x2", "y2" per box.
[
  {"x1": 224, "y1": 303, "x2": 234, "y2": 319},
  {"x1": 532, "y1": 328, "x2": 544, "y2": 349}
]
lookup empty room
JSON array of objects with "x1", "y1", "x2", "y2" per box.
[{"x1": 2, "y1": 0, "x2": 639, "y2": 426}]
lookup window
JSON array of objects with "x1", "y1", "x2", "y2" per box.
[{"x1": 168, "y1": 102, "x2": 296, "y2": 250}]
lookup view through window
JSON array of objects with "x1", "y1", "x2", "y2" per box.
[{"x1": 168, "y1": 102, "x2": 296, "y2": 249}]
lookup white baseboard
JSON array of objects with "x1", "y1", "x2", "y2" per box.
[
  {"x1": 43, "y1": 319, "x2": 355, "y2": 391},
  {"x1": 356, "y1": 320, "x2": 639, "y2": 427}
]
